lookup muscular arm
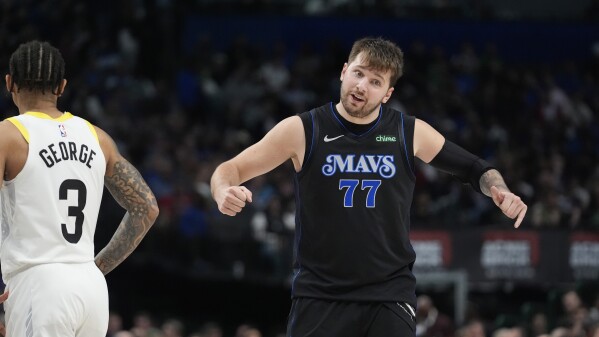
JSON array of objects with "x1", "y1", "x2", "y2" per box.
[
  {"x1": 416, "y1": 118, "x2": 494, "y2": 192},
  {"x1": 211, "y1": 116, "x2": 305, "y2": 216},
  {"x1": 0, "y1": 120, "x2": 26, "y2": 305},
  {"x1": 413, "y1": 118, "x2": 445, "y2": 163},
  {"x1": 94, "y1": 128, "x2": 159, "y2": 275},
  {"x1": 414, "y1": 118, "x2": 527, "y2": 227}
]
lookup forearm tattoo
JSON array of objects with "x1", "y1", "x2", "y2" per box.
[
  {"x1": 95, "y1": 160, "x2": 157, "y2": 275},
  {"x1": 479, "y1": 169, "x2": 510, "y2": 197}
]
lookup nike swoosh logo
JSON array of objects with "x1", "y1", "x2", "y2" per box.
[{"x1": 324, "y1": 135, "x2": 344, "y2": 142}]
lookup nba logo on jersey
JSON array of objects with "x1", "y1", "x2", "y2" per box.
[{"x1": 58, "y1": 124, "x2": 67, "y2": 137}]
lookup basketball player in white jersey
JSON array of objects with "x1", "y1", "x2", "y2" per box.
[{"x1": 0, "y1": 40, "x2": 159, "y2": 337}]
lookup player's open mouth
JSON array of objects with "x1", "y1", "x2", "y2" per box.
[{"x1": 351, "y1": 94, "x2": 364, "y2": 102}]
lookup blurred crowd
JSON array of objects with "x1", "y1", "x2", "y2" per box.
[
  {"x1": 0, "y1": 286, "x2": 596, "y2": 337},
  {"x1": 101, "y1": 289, "x2": 599, "y2": 337},
  {"x1": 165, "y1": 0, "x2": 599, "y2": 21},
  {"x1": 105, "y1": 311, "x2": 274, "y2": 337},
  {"x1": 1, "y1": 1, "x2": 599, "y2": 334},
  {"x1": 2, "y1": 0, "x2": 599, "y2": 281},
  {"x1": 0, "y1": 0, "x2": 599, "y2": 278}
]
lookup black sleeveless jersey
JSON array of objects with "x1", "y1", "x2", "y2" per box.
[{"x1": 292, "y1": 102, "x2": 417, "y2": 307}]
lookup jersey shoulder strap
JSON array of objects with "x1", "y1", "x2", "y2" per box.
[
  {"x1": 5, "y1": 117, "x2": 30, "y2": 143},
  {"x1": 397, "y1": 112, "x2": 415, "y2": 180},
  {"x1": 297, "y1": 109, "x2": 319, "y2": 176}
]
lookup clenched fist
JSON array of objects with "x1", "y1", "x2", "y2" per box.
[{"x1": 215, "y1": 186, "x2": 253, "y2": 216}]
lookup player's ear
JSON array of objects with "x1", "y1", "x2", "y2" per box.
[
  {"x1": 56, "y1": 79, "x2": 67, "y2": 97},
  {"x1": 382, "y1": 86, "x2": 394, "y2": 104},
  {"x1": 340, "y1": 63, "x2": 348, "y2": 81},
  {"x1": 5, "y1": 74, "x2": 12, "y2": 93}
]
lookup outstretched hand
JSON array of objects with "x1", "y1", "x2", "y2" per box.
[
  {"x1": 490, "y1": 186, "x2": 527, "y2": 228},
  {"x1": 216, "y1": 186, "x2": 253, "y2": 216}
]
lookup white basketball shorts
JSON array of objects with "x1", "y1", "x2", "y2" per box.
[{"x1": 3, "y1": 261, "x2": 108, "y2": 337}]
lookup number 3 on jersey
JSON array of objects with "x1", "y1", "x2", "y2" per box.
[
  {"x1": 59, "y1": 179, "x2": 87, "y2": 243},
  {"x1": 339, "y1": 179, "x2": 381, "y2": 208}
]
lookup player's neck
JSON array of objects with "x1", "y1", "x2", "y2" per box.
[{"x1": 16, "y1": 95, "x2": 62, "y2": 117}]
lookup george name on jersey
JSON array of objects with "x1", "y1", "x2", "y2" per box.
[
  {"x1": 321, "y1": 154, "x2": 396, "y2": 178},
  {"x1": 39, "y1": 141, "x2": 97, "y2": 169}
]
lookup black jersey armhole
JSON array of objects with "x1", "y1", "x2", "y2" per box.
[
  {"x1": 398, "y1": 113, "x2": 416, "y2": 181},
  {"x1": 297, "y1": 109, "x2": 318, "y2": 178}
]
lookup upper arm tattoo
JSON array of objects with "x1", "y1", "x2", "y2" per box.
[
  {"x1": 95, "y1": 158, "x2": 158, "y2": 274},
  {"x1": 104, "y1": 159, "x2": 157, "y2": 218}
]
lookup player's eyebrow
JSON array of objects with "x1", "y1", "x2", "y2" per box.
[{"x1": 353, "y1": 65, "x2": 387, "y2": 83}]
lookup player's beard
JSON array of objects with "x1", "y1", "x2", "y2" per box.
[{"x1": 339, "y1": 86, "x2": 380, "y2": 119}]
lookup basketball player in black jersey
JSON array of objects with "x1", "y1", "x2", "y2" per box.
[{"x1": 211, "y1": 37, "x2": 527, "y2": 337}]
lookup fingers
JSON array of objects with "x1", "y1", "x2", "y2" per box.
[
  {"x1": 496, "y1": 192, "x2": 528, "y2": 228},
  {"x1": 0, "y1": 290, "x2": 8, "y2": 304},
  {"x1": 514, "y1": 205, "x2": 527, "y2": 228},
  {"x1": 490, "y1": 186, "x2": 504, "y2": 206},
  {"x1": 218, "y1": 186, "x2": 253, "y2": 216},
  {"x1": 232, "y1": 186, "x2": 253, "y2": 203}
]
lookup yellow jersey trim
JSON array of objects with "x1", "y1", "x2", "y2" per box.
[
  {"x1": 25, "y1": 111, "x2": 74, "y2": 121},
  {"x1": 6, "y1": 117, "x2": 30, "y2": 143},
  {"x1": 85, "y1": 121, "x2": 99, "y2": 144}
]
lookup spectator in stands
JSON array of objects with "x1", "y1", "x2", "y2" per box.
[
  {"x1": 491, "y1": 328, "x2": 512, "y2": 337},
  {"x1": 162, "y1": 318, "x2": 185, "y2": 337},
  {"x1": 235, "y1": 324, "x2": 263, "y2": 337},
  {"x1": 131, "y1": 311, "x2": 163, "y2": 337},
  {"x1": 195, "y1": 322, "x2": 223, "y2": 337},
  {"x1": 588, "y1": 323, "x2": 599, "y2": 337},
  {"x1": 557, "y1": 290, "x2": 591, "y2": 337},
  {"x1": 114, "y1": 331, "x2": 136, "y2": 337},
  {"x1": 529, "y1": 312, "x2": 549, "y2": 337},
  {"x1": 416, "y1": 294, "x2": 455, "y2": 337},
  {"x1": 107, "y1": 312, "x2": 125, "y2": 337},
  {"x1": 462, "y1": 320, "x2": 487, "y2": 337}
]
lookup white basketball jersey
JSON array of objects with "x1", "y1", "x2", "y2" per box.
[{"x1": 1, "y1": 112, "x2": 106, "y2": 280}]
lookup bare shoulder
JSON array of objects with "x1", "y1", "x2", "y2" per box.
[
  {"x1": 89, "y1": 124, "x2": 114, "y2": 147},
  {"x1": 265, "y1": 115, "x2": 305, "y2": 152},
  {"x1": 413, "y1": 118, "x2": 445, "y2": 163},
  {"x1": 268, "y1": 115, "x2": 304, "y2": 140},
  {"x1": 414, "y1": 118, "x2": 434, "y2": 131},
  {"x1": 89, "y1": 124, "x2": 119, "y2": 160},
  {"x1": 0, "y1": 119, "x2": 23, "y2": 137},
  {"x1": 0, "y1": 119, "x2": 28, "y2": 179},
  {"x1": 0, "y1": 119, "x2": 25, "y2": 146},
  {"x1": 413, "y1": 118, "x2": 438, "y2": 143},
  {"x1": 276, "y1": 115, "x2": 303, "y2": 130}
]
